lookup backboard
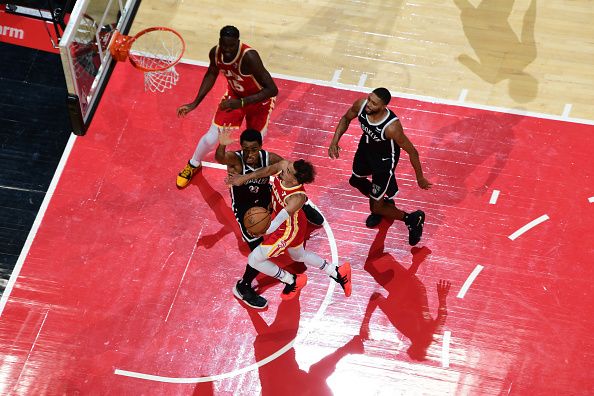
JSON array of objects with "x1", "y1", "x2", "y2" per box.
[{"x1": 59, "y1": 0, "x2": 141, "y2": 135}]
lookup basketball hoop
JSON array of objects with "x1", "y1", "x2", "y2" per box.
[{"x1": 109, "y1": 27, "x2": 185, "y2": 93}]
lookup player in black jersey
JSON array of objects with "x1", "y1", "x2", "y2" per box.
[
  {"x1": 328, "y1": 88, "x2": 432, "y2": 246},
  {"x1": 216, "y1": 128, "x2": 324, "y2": 308}
]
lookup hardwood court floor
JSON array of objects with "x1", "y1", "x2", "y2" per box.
[
  {"x1": 0, "y1": 61, "x2": 592, "y2": 395},
  {"x1": 133, "y1": 0, "x2": 594, "y2": 121}
]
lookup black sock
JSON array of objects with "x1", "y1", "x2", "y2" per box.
[{"x1": 240, "y1": 264, "x2": 260, "y2": 286}]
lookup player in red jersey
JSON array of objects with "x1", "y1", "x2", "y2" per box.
[
  {"x1": 176, "y1": 25, "x2": 278, "y2": 188},
  {"x1": 227, "y1": 159, "x2": 352, "y2": 305}
]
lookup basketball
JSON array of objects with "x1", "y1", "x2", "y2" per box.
[{"x1": 244, "y1": 206, "x2": 271, "y2": 236}]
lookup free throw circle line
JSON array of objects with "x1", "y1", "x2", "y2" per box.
[{"x1": 114, "y1": 161, "x2": 339, "y2": 383}]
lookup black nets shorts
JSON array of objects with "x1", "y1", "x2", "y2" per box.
[{"x1": 352, "y1": 147, "x2": 399, "y2": 200}]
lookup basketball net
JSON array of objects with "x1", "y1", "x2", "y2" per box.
[
  {"x1": 134, "y1": 56, "x2": 180, "y2": 93},
  {"x1": 109, "y1": 27, "x2": 185, "y2": 93}
]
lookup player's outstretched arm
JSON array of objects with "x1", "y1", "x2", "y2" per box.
[
  {"x1": 267, "y1": 152, "x2": 284, "y2": 166},
  {"x1": 387, "y1": 122, "x2": 432, "y2": 190},
  {"x1": 329, "y1": 98, "x2": 364, "y2": 159},
  {"x1": 177, "y1": 47, "x2": 219, "y2": 117},
  {"x1": 226, "y1": 160, "x2": 284, "y2": 186}
]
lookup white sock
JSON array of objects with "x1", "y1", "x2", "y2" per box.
[
  {"x1": 319, "y1": 259, "x2": 338, "y2": 278},
  {"x1": 190, "y1": 124, "x2": 219, "y2": 166},
  {"x1": 288, "y1": 247, "x2": 337, "y2": 278},
  {"x1": 279, "y1": 270, "x2": 294, "y2": 285}
]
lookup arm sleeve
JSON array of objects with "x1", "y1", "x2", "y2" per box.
[{"x1": 265, "y1": 209, "x2": 289, "y2": 235}]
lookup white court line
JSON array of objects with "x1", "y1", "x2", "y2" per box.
[
  {"x1": 588, "y1": 197, "x2": 594, "y2": 203},
  {"x1": 489, "y1": 190, "x2": 500, "y2": 204},
  {"x1": 562, "y1": 104, "x2": 572, "y2": 118},
  {"x1": 331, "y1": 69, "x2": 342, "y2": 83},
  {"x1": 0, "y1": 133, "x2": 77, "y2": 318},
  {"x1": 164, "y1": 226, "x2": 203, "y2": 322},
  {"x1": 457, "y1": 265, "x2": 484, "y2": 299},
  {"x1": 508, "y1": 215, "x2": 550, "y2": 241},
  {"x1": 179, "y1": 57, "x2": 594, "y2": 126},
  {"x1": 458, "y1": 89, "x2": 468, "y2": 103},
  {"x1": 441, "y1": 330, "x2": 451, "y2": 368},
  {"x1": 115, "y1": 162, "x2": 340, "y2": 383},
  {"x1": 357, "y1": 73, "x2": 367, "y2": 87},
  {"x1": 13, "y1": 308, "x2": 49, "y2": 387},
  {"x1": 201, "y1": 161, "x2": 226, "y2": 170}
]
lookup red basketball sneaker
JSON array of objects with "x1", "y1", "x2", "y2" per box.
[{"x1": 281, "y1": 273, "x2": 307, "y2": 300}]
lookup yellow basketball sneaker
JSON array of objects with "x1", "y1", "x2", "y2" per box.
[{"x1": 176, "y1": 161, "x2": 200, "y2": 188}]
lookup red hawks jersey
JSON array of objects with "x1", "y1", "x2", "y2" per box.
[
  {"x1": 270, "y1": 175, "x2": 307, "y2": 215},
  {"x1": 215, "y1": 42, "x2": 263, "y2": 97}
]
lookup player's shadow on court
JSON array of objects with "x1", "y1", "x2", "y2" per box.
[
  {"x1": 248, "y1": 298, "x2": 364, "y2": 395},
  {"x1": 428, "y1": 111, "x2": 521, "y2": 207},
  {"x1": 192, "y1": 380, "x2": 214, "y2": 396},
  {"x1": 362, "y1": 222, "x2": 450, "y2": 360},
  {"x1": 454, "y1": 0, "x2": 538, "y2": 103},
  {"x1": 192, "y1": 172, "x2": 251, "y2": 256}
]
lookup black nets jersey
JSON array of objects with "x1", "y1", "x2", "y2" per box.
[
  {"x1": 230, "y1": 149, "x2": 271, "y2": 209},
  {"x1": 357, "y1": 100, "x2": 401, "y2": 164}
]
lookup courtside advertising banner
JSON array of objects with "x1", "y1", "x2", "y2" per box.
[{"x1": 0, "y1": 7, "x2": 59, "y2": 53}]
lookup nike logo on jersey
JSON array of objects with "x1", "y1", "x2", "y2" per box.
[{"x1": 382, "y1": 157, "x2": 390, "y2": 161}]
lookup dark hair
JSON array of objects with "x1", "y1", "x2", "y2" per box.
[
  {"x1": 220, "y1": 25, "x2": 240, "y2": 39},
  {"x1": 372, "y1": 87, "x2": 391, "y2": 105},
  {"x1": 239, "y1": 128, "x2": 262, "y2": 146},
  {"x1": 293, "y1": 159, "x2": 315, "y2": 184}
]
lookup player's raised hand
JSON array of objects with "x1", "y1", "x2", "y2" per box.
[
  {"x1": 417, "y1": 176, "x2": 433, "y2": 190},
  {"x1": 177, "y1": 103, "x2": 196, "y2": 117},
  {"x1": 218, "y1": 125, "x2": 235, "y2": 146},
  {"x1": 328, "y1": 142, "x2": 341, "y2": 159}
]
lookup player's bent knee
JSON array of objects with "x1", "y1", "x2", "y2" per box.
[
  {"x1": 247, "y1": 245, "x2": 267, "y2": 269},
  {"x1": 348, "y1": 175, "x2": 361, "y2": 188}
]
